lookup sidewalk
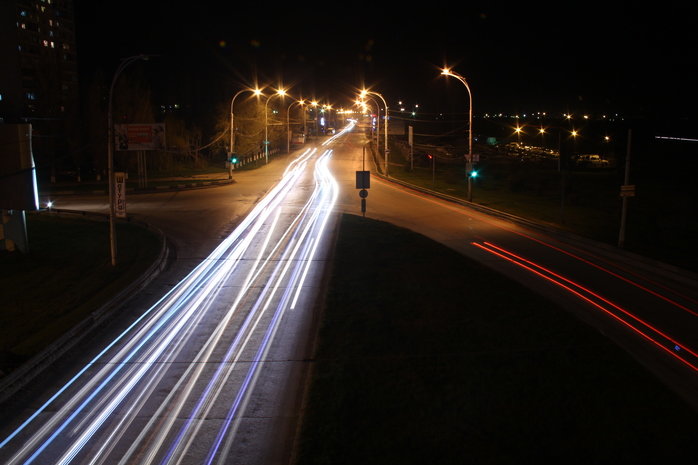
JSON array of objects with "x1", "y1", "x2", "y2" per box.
[{"x1": 40, "y1": 171, "x2": 235, "y2": 198}]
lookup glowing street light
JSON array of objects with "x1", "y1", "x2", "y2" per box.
[
  {"x1": 286, "y1": 97, "x2": 305, "y2": 153},
  {"x1": 229, "y1": 87, "x2": 263, "y2": 178},
  {"x1": 358, "y1": 94, "x2": 381, "y2": 149},
  {"x1": 230, "y1": 87, "x2": 263, "y2": 155},
  {"x1": 361, "y1": 88, "x2": 389, "y2": 176},
  {"x1": 264, "y1": 88, "x2": 287, "y2": 164},
  {"x1": 441, "y1": 67, "x2": 474, "y2": 200}
]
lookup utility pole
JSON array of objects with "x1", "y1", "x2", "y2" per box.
[{"x1": 618, "y1": 129, "x2": 633, "y2": 248}]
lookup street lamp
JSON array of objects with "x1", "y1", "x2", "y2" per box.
[
  {"x1": 361, "y1": 89, "x2": 389, "y2": 176},
  {"x1": 309, "y1": 100, "x2": 319, "y2": 137},
  {"x1": 441, "y1": 67, "x2": 474, "y2": 201},
  {"x1": 107, "y1": 54, "x2": 151, "y2": 266},
  {"x1": 264, "y1": 88, "x2": 287, "y2": 164},
  {"x1": 230, "y1": 87, "x2": 263, "y2": 155},
  {"x1": 229, "y1": 87, "x2": 263, "y2": 178},
  {"x1": 286, "y1": 98, "x2": 305, "y2": 153},
  {"x1": 359, "y1": 95, "x2": 381, "y2": 149}
]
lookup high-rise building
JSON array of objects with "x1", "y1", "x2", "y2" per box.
[{"x1": 0, "y1": 0, "x2": 78, "y2": 177}]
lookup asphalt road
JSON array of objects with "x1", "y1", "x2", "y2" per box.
[
  {"x1": 332, "y1": 124, "x2": 698, "y2": 411},
  {"x1": 0, "y1": 130, "x2": 349, "y2": 464},
  {"x1": 2, "y1": 120, "x2": 697, "y2": 464}
]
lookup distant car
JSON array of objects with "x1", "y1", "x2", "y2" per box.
[
  {"x1": 326, "y1": 127, "x2": 335, "y2": 135},
  {"x1": 575, "y1": 154, "x2": 609, "y2": 168}
]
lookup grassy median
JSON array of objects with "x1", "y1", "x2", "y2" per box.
[
  {"x1": 293, "y1": 213, "x2": 698, "y2": 464},
  {"x1": 0, "y1": 212, "x2": 161, "y2": 377}
]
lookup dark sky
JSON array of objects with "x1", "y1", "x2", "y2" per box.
[{"x1": 75, "y1": 3, "x2": 697, "y2": 119}]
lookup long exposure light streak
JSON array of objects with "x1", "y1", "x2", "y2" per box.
[
  {"x1": 1, "y1": 122, "x2": 351, "y2": 464},
  {"x1": 472, "y1": 241, "x2": 698, "y2": 372}
]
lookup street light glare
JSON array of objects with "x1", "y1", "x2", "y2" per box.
[{"x1": 441, "y1": 68, "x2": 452, "y2": 76}]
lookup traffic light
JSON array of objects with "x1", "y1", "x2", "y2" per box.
[
  {"x1": 470, "y1": 169, "x2": 478, "y2": 178},
  {"x1": 230, "y1": 156, "x2": 238, "y2": 164}
]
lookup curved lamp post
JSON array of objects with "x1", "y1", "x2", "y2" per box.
[
  {"x1": 441, "y1": 68, "x2": 474, "y2": 200},
  {"x1": 360, "y1": 89, "x2": 389, "y2": 176},
  {"x1": 229, "y1": 87, "x2": 263, "y2": 178},
  {"x1": 358, "y1": 96, "x2": 381, "y2": 149},
  {"x1": 107, "y1": 54, "x2": 151, "y2": 266},
  {"x1": 264, "y1": 88, "x2": 287, "y2": 164},
  {"x1": 286, "y1": 98, "x2": 305, "y2": 153},
  {"x1": 230, "y1": 87, "x2": 263, "y2": 155}
]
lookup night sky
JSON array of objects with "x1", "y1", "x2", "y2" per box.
[{"x1": 75, "y1": 3, "x2": 697, "y2": 124}]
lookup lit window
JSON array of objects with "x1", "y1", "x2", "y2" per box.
[
  {"x1": 50, "y1": 41, "x2": 54, "y2": 48},
  {"x1": 21, "y1": 23, "x2": 26, "y2": 29},
  {"x1": 42, "y1": 39, "x2": 48, "y2": 47},
  {"x1": 20, "y1": 10, "x2": 27, "y2": 16}
]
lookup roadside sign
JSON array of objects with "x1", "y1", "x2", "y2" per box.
[
  {"x1": 115, "y1": 171, "x2": 127, "y2": 218},
  {"x1": 356, "y1": 170, "x2": 370, "y2": 189},
  {"x1": 620, "y1": 185, "x2": 635, "y2": 197}
]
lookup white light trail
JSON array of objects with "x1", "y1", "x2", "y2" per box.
[{"x1": 1, "y1": 122, "x2": 352, "y2": 464}]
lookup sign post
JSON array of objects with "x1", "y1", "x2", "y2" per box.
[
  {"x1": 408, "y1": 125, "x2": 414, "y2": 171},
  {"x1": 618, "y1": 129, "x2": 633, "y2": 248},
  {"x1": 356, "y1": 170, "x2": 370, "y2": 217}
]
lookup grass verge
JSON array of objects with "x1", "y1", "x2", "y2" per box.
[
  {"x1": 293, "y1": 213, "x2": 698, "y2": 464},
  {"x1": 0, "y1": 212, "x2": 161, "y2": 377}
]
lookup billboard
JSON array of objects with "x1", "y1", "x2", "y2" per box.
[
  {"x1": 0, "y1": 124, "x2": 39, "y2": 210},
  {"x1": 115, "y1": 123, "x2": 166, "y2": 151}
]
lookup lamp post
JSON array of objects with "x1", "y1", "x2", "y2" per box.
[
  {"x1": 264, "y1": 88, "x2": 287, "y2": 164},
  {"x1": 361, "y1": 89, "x2": 389, "y2": 176},
  {"x1": 441, "y1": 68, "x2": 474, "y2": 201},
  {"x1": 229, "y1": 87, "x2": 263, "y2": 177},
  {"x1": 360, "y1": 96, "x2": 381, "y2": 149},
  {"x1": 230, "y1": 87, "x2": 263, "y2": 155},
  {"x1": 286, "y1": 98, "x2": 305, "y2": 152},
  {"x1": 107, "y1": 54, "x2": 150, "y2": 266},
  {"x1": 309, "y1": 100, "x2": 318, "y2": 138}
]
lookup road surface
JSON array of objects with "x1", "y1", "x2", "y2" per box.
[
  {"x1": 331, "y1": 124, "x2": 698, "y2": 411},
  {"x1": 2, "y1": 120, "x2": 697, "y2": 465},
  {"x1": 0, "y1": 127, "x2": 352, "y2": 464}
]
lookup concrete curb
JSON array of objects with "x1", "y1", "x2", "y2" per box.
[
  {"x1": 0, "y1": 210, "x2": 171, "y2": 403},
  {"x1": 43, "y1": 178, "x2": 235, "y2": 197}
]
